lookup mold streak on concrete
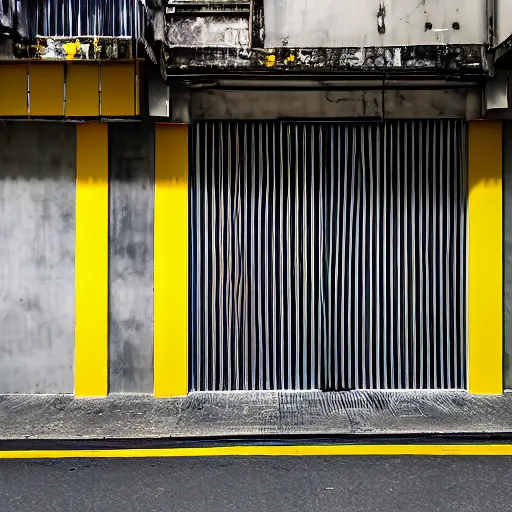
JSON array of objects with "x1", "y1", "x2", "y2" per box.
[
  {"x1": 192, "y1": 89, "x2": 381, "y2": 119},
  {"x1": 0, "y1": 123, "x2": 75, "y2": 394},
  {"x1": 164, "y1": 45, "x2": 486, "y2": 75},
  {"x1": 191, "y1": 88, "x2": 470, "y2": 120},
  {"x1": 109, "y1": 123, "x2": 154, "y2": 394}
]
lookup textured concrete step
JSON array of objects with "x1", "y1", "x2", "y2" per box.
[{"x1": 0, "y1": 390, "x2": 511, "y2": 440}]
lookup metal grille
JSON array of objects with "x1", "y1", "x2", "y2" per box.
[
  {"x1": 190, "y1": 120, "x2": 467, "y2": 391},
  {"x1": 19, "y1": 0, "x2": 146, "y2": 38}
]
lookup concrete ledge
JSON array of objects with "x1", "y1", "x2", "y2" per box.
[{"x1": 1, "y1": 391, "x2": 511, "y2": 440}]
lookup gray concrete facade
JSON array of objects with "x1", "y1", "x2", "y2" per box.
[
  {"x1": 264, "y1": 0, "x2": 487, "y2": 48},
  {"x1": 504, "y1": 121, "x2": 512, "y2": 388},
  {"x1": 0, "y1": 123, "x2": 75, "y2": 393},
  {"x1": 191, "y1": 88, "x2": 477, "y2": 121},
  {"x1": 108, "y1": 123, "x2": 154, "y2": 393}
]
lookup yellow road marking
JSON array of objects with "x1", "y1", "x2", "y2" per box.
[{"x1": 2, "y1": 444, "x2": 512, "y2": 459}]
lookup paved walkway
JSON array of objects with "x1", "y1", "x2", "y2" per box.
[{"x1": 1, "y1": 390, "x2": 512, "y2": 440}]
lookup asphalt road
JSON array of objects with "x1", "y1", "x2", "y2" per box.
[{"x1": 1, "y1": 455, "x2": 512, "y2": 512}]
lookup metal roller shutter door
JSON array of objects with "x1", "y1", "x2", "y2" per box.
[{"x1": 190, "y1": 120, "x2": 467, "y2": 391}]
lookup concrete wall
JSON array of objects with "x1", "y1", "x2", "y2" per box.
[
  {"x1": 497, "y1": 0, "x2": 512, "y2": 45},
  {"x1": 0, "y1": 122, "x2": 156, "y2": 395},
  {"x1": 0, "y1": 123, "x2": 75, "y2": 393},
  {"x1": 191, "y1": 88, "x2": 475, "y2": 120},
  {"x1": 264, "y1": 0, "x2": 488, "y2": 48},
  {"x1": 109, "y1": 123, "x2": 154, "y2": 393},
  {"x1": 0, "y1": 121, "x2": 155, "y2": 395},
  {"x1": 504, "y1": 121, "x2": 512, "y2": 388}
]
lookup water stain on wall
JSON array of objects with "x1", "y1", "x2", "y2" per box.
[
  {"x1": 109, "y1": 122, "x2": 155, "y2": 394},
  {"x1": 0, "y1": 123, "x2": 75, "y2": 394}
]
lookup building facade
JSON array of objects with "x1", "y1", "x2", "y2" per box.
[{"x1": 0, "y1": 0, "x2": 510, "y2": 397}]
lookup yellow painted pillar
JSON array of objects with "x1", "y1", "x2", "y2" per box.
[
  {"x1": 75, "y1": 123, "x2": 109, "y2": 397},
  {"x1": 468, "y1": 120, "x2": 503, "y2": 394},
  {"x1": 154, "y1": 124, "x2": 189, "y2": 397}
]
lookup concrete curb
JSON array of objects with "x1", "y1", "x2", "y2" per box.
[{"x1": 1, "y1": 390, "x2": 512, "y2": 441}]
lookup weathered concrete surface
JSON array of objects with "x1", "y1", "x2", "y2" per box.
[
  {"x1": 166, "y1": 16, "x2": 249, "y2": 46},
  {"x1": 497, "y1": 0, "x2": 512, "y2": 46},
  {"x1": 0, "y1": 394, "x2": 180, "y2": 440},
  {"x1": 192, "y1": 90, "x2": 382, "y2": 120},
  {"x1": 504, "y1": 121, "x2": 512, "y2": 389},
  {"x1": 191, "y1": 88, "x2": 472, "y2": 120},
  {"x1": 1, "y1": 391, "x2": 512, "y2": 440},
  {"x1": 0, "y1": 123, "x2": 75, "y2": 394},
  {"x1": 109, "y1": 123, "x2": 154, "y2": 394},
  {"x1": 264, "y1": 0, "x2": 487, "y2": 48},
  {"x1": 165, "y1": 45, "x2": 486, "y2": 75}
]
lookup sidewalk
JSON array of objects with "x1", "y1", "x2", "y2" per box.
[{"x1": 1, "y1": 390, "x2": 512, "y2": 440}]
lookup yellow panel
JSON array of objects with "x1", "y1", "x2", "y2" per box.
[
  {"x1": 75, "y1": 123, "x2": 109, "y2": 397},
  {"x1": 29, "y1": 64, "x2": 64, "y2": 117},
  {"x1": 0, "y1": 64, "x2": 28, "y2": 116},
  {"x1": 66, "y1": 64, "x2": 100, "y2": 117},
  {"x1": 468, "y1": 121, "x2": 503, "y2": 394},
  {"x1": 154, "y1": 124, "x2": 189, "y2": 397},
  {"x1": 100, "y1": 63, "x2": 135, "y2": 117}
]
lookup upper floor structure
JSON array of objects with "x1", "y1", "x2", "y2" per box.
[{"x1": 2, "y1": 0, "x2": 512, "y2": 119}]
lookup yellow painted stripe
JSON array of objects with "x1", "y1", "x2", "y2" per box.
[
  {"x1": 29, "y1": 63, "x2": 65, "y2": 117},
  {"x1": 154, "y1": 124, "x2": 189, "y2": 397},
  {"x1": 468, "y1": 121, "x2": 503, "y2": 394},
  {"x1": 0, "y1": 64, "x2": 28, "y2": 116},
  {"x1": 100, "y1": 63, "x2": 136, "y2": 117},
  {"x1": 75, "y1": 123, "x2": 109, "y2": 397},
  {"x1": 3, "y1": 444, "x2": 512, "y2": 459},
  {"x1": 66, "y1": 63, "x2": 100, "y2": 117}
]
